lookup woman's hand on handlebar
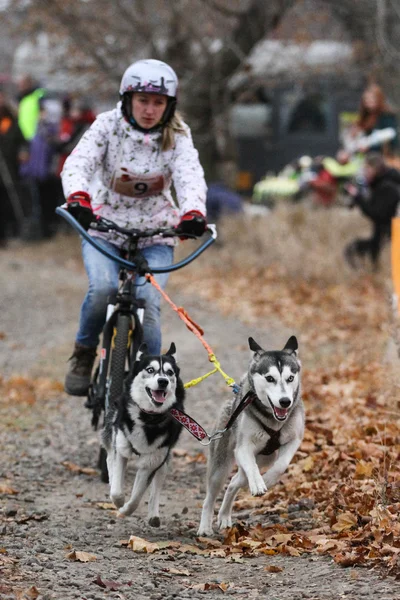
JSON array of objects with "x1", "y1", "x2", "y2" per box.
[
  {"x1": 66, "y1": 192, "x2": 94, "y2": 230},
  {"x1": 91, "y1": 213, "x2": 208, "y2": 240},
  {"x1": 175, "y1": 211, "x2": 207, "y2": 239}
]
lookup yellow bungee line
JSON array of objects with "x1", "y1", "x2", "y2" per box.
[{"x1": 146, "y1": 274, "x2": 236, "y2": 390}]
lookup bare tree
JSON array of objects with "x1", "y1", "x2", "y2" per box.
[
  {"x1": 5, "y1": 0, "x2": 400, "y2": 170},
  {"x1": 5, "y1": 0, "x2": 297, "y2": 167}
]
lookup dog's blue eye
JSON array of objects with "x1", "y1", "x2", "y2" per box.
[
  {"x1": 266, "y1": 376, "x2": 275, "y2": 383},
  {"x1": 146, "y1": 367, "x2": 155, "y2": 374},
  {"x1": 287, "y1": 375, "x2": 294, "y2": 382}
]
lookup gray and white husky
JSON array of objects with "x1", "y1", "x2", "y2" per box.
[
  {"x1": 198, "y1": 336, "x2": 304, "y2": 536},
  {"x1": 102, "y1": 342, "x2": 185, "y2": 526}
]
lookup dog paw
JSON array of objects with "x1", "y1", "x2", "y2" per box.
[
  {"x1": 249, "y1": 482, "x2": 267, "y2": 497},
  {"x1": 148, "y1": 516, "x2": 161, "y2": 528},
  {"x1": 197, "y1": 526, "x2": 214, "y2": 537},
  {"x1": 119, "y1": 503, "x2": 134, "y2": 516},
  {"x1": 218, "y1": 516, "x2": 232, "y2": 530},
  {"x1": 111, "y1": 494, "x2": 125, "y2": 508}
]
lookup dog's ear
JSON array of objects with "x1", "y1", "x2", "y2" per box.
[
  {"x1": 165, "y1": 342, "x2": 177, "y2": 359},
  {"x1": 135, "y1": 343, "x2": 148, "y2": 362},
  {"x1": 249, "y1": 337, "x2": 264, "y2": 355},
  {"x1": 283, "y1": 336, "x2": 298, "y2": 355}
]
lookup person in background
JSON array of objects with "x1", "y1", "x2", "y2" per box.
[
  {"x1": 0, "y1": 90, "x2": 28, "y2": 246},
  {"x1": 20, "y1": 105, "x2": 58, "y2": 239},
  {"x1": 61, "y1": 59, "x2": 207, "y2": 396},
  {"x1": 16, "y1": 75, "x2": 45, "y2": 142},
  {"x1": 352, "y1": 83, "x2": 398, "y2": 157},
  {"x1": 311, "y1": 84, "x2": 398, "y2": 206},
  {"x1": 343, "y1": 152, "x2": 400, "y2": 270},
  {"x1": 56, "y1": 96, "x2": 96, "y2": 176},
  {"x1": 206, "y1": 181, "x2": 243, "y2": 223}
]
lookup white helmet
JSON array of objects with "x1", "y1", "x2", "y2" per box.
[
  {"x1": 120, "y1": 59, "x2": 178, "y2": 130},
  {"x1": 120, "y1": 59, "x2": 178, "y2": 98}
]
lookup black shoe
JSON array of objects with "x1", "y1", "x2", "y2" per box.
[{"x1": 65, "y1": 342, "x2": 97, "y2": 396}]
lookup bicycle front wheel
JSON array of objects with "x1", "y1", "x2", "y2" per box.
[{"x1": 108, "y1": 313, "x2": 132, "y2": 407}]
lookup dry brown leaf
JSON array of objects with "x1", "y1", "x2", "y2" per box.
[
  {"x1": 16, "y1": 586, "x2": 39, "y2": 600},
  {"x1": 61, "y1": 461, "x2": 98, "y2": 476},
  {"x1": 95, "y1": 502, "x2": 116, "y2": 510},
  {"x1": 93, "y1": 574, "x2": 123, "y2": 590},
  {"x1": 264, "y1": 565, "x2": 284, "y2": 573},
  {"x1": 197, "y1": 537, "x2": 223, "y2": 547},
  {"x1": 128, "y1": 536, "x2": 160, "y2": 554},
  {"x1": 354, "y1": 461, "x2": 374, "y2": 478},
  {"x1": 66, "y1": 550, "x2": 97, "y2": 562},
  {"x1": 162, "y1": 567, "x2": 190, "y2": 576},
  {"x1": 0, "y1": 482, "x2": 18, "y2": 495},
  {"x1": 332, "y1": 512, "x2": 358, "y2": 533}
]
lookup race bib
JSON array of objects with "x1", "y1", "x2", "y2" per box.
[{"x1": 110, "y1": 167, "x2": 166, "y2": 198}]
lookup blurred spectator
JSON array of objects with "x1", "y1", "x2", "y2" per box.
[
  {"x1": 16, "y1": 75, "x2": 45, "y2": 141},
  {"x1": 343, "y1": 152, "x2": 400, "y2": 270},
  {"x1": 343, "y1": 84, "x2": 398, "y2": 159},
  {"x1": 0, "y1": 90, "x2": 28, "y2": 246},
  {"x1": 56, "y1": 97, "x2": 96, "y2": 176},
  {"x1": 20, "y1": 105, "x2": 59, "y2": 239},
  {"x1": 206, "y1": 181, "x2": 243, "y2": 223}
]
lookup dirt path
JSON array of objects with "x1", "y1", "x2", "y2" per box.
[{"x1": 0, "y1": 238, "x2": 399, "y2": 600}]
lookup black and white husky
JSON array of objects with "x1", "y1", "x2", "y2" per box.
[
  {"x1": 198, "y1": 336, "x2": 304, "y2": 536},
  {"x1": 102, "y1": 342, "x2": 185, "y2": 526}
]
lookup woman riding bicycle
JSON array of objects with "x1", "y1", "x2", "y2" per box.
[{"x1": 62, "y1": 59, "x2": 207, "y2": 396}]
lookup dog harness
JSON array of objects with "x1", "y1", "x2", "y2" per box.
[
  {"x1": 251, "y1": 402, "x2": 282, "y2": 455},
  {"x1": 259, "y1": 427, "x2": 281, "y2": 455},
  {"x1": 169, "y1": 390, "x2": 256, "y2": 445}
]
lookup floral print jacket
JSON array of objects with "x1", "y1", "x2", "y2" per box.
[{"x1": 61, "y1": 103, "x2": 207, "y2": 248}]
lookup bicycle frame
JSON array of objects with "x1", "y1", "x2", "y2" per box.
[
  {"x1": 57, "y1": 206, "x2": 217, "y2": 429},
  {"x1": 94, "y1": 247, "x2": 147, "y2": 419}
]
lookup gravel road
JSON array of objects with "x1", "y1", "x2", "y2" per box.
[{"x1": 0, "y1": 238, "x2": 399, "y2": 600}]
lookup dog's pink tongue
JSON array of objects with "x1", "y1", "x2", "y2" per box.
[
  {"x1": 152, "y1": 390, "x2": 166, "y2": 404},
  {"x1": 275, "y1": 407, "x2": 288, "y2": 418}
]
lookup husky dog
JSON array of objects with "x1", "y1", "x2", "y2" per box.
[
  {"x1": 198, "y1": 336, "x2": 304, "y2": 536},
  {"x1": 102, "y1": 342, "x2": 185, "y2": 526}
]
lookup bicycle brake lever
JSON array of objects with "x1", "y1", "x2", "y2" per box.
[{"x1": 90, "y1": 217, "x2": 115, "y2": 232}]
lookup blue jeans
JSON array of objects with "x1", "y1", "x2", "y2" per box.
[{"x1": 76, "y1": 237, "x2": 173, "y2": 354}]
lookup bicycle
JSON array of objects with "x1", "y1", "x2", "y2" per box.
[{"x1": 56, "y1": 206, "x2": 216, "y2": 481}]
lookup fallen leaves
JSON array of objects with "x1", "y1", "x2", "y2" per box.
[
  {"x1": 190, "y1": 582, "x2": 231, "y2": 592},
  {"x1": 0, "y1": 481, "x2": 19, "y2": 495},
  {"x1": 128, "y1": 536, "x2": 160, "y2": 554},
  {"x1": 66, "y1": 550, "x2": 97, "y2": 562},
  {"x1": 61, "y1": 461, "x2": 98, "y2": 476},
  {"x1": 162, "y1": 567, "x2": 191, "y2": 576},
  {"x1": 331, "y1": 512, "x2": 358, "y2": 532},
  {"x1": 15, "y1": 586, "x2": 39, "y2": 599},
  {"x1": 0, "y1": 376, "x2": 63, "y2": 406},
  {"x1": 264, "y1": 565, "x2": 284, "y2": 572},
  {"x1": 93, "y1": 574, "x2": 123, "y2": 590}
]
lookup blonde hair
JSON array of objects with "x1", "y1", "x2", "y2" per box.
[{"x1": 161, "y1": 110, "x2": 187, "y2": 151}]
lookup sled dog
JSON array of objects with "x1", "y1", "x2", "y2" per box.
[
  {"x1": 198, "y1": 336, "x2": 304, "y2": 536},
  {"x1": 102, "y1": 342, "x2": 185, "y2": 526}
]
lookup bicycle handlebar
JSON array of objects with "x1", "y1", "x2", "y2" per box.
[{"x1": 55, "y1": 207, "x2": 217, "y2": 273}]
